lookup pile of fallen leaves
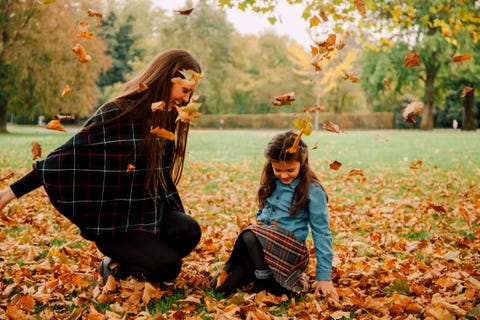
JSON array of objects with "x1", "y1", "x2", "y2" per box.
[{"x1": 0, "y1": 160, "x2": 479, "y2": 319}]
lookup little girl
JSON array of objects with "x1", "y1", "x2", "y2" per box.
[{"x1": 212, "y1": 130, "x2": 337, "y2": 298}]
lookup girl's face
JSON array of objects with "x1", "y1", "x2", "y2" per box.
[
  {"x1": 169, "y1": 80, "x2": 198, "y2": 109},
  {"x1": 271, "y1": 160, "x2": 300, "y2": 185}
]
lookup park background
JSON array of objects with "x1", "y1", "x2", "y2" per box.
[{"x1": 0, "y1": 0, "x2": 479, "y2": 319}]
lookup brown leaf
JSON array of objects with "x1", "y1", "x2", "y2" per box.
[
  {"x1": 45, "y1": 119, "x2": 66, "y2": 132},
  {"x1": 272, "y1": 92, "x2": 295, "y2": 106},
  {"x1": 404, "y1": 52, "x2": 421, "y2": 68},
  {"x1": 355, "y1": 0, "x2": 367, "y2": 18},
  {"x1": 329, "y1": 160, "x2": 342, "y2": 170},
  {"x1": 323, "y1": 121, "x2": 343, "y2": 133},
  {"x1": 72, "y1": 43, "x2": 91, "y2": 63},
  {"x1": 151, "y1": 101, "x2": 166, "y2": 112},
  {"x1": 409, "y1": 159, "x2": 423, "y2": 169},
  {"x1": 383, "y1": 78, "x2": 391, "y2": 90},
  {"x1": 138, "y1": 82, "x2": 148, "y2": 93},
  {"x1": 348, "y1": 169, "x2": 364, "y2": 177},
  {"x1": 176, "y1": 8, "x2": 194, "y2": 15},
  {"x1": 150, "y1": 127, "x2": 175, "y2": 141},
  {"x1": 31, "y1": 141, "x2": 42, "y2": 160},
  {"x1": 342, "y1": 71, "x2": 360, "y2": 83},
  {"x1": 402, "y1": 101, "x2": 423, "y2": 124},
  {"x1": 87, "y1": 9, "x2": 103, "y2": 29}
]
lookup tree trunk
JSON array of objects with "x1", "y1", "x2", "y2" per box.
[
  {"x1": 462, "y1": 88, "x2": 476, "y2": 131},
  {"x1": 0, "y1": 94, "x2": 7, "y2": 133},
  {"x1": 420, "y1": 63, "x2": 436, "y2": 130}
]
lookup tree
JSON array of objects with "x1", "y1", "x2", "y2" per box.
[
  {"x1": 219, "y1": 0, "x2": 480, "y2": 130},
  {"x1": 0, "y1": 0, "x2": 110, "y2": 132}
]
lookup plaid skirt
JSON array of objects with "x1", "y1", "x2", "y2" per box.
[{"x1": 243, "y1": 224, "x2": 309, "y2": 292}]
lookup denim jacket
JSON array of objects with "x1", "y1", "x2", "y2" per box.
[{"x1": 256, "y1": 178, "x2": 333, "y2": 280}]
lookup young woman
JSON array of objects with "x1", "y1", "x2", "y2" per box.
[
  {"x1": 0, "y1": 49, "x2": 202, "y2": 284},
  {"x1": 212, "y1": 131, "x2": 337, "y2": 298}
]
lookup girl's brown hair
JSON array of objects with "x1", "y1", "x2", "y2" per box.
[
  {"x1": 257, "y1": 130, "x2": 326, "y2": 215},
  {"x1": 86, "y1": 49, "x2": 201, "y2": 196}
]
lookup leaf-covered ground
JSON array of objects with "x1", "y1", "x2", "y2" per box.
[{"x1": 0, "y1": 161, "x2": 479, "y2": 319}]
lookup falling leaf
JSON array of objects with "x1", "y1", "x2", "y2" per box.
[
  {"x1": 402, "y1": 101, "x2": 423, "y2": 124},
  {"x1": 151, "y1": 101, "x2": 166, "y2": 112},
  {"x1": 61, "y1": 84, "x2": 72, "y2": 97},
  {"x1": 452, "y1": 54, "x2": 472, "y2": 62},
  {"x1": 87, "y1": 9, "x2": 103, "y2": 29},
  {"x1": 329, "y1": 160, "x2": 342, "y2": 170},
  {"x1": 404, "y1": 52, "x2": 421, "y2": 68},
  {"x1": 45, "y1": 119, "x2": 66, "y2": 132},
  {"x1": 31, "y1": 141, "x2": 42, "y2": 160},
  {"x1": 55, "y1": 114, "x2": 75, "y2": 121},
  {"x1": 383, "y1": 78, "x2": 391, "y2": 90},
  {"x1": 138, "y1": 82, "x2": 148, "y2": 93},
  {"x1": 72, "y1": 43, "x2": 91, "y2": 63},
  {"x1": 271, "y1": 92, "x2": 295, "y2": 106},
  {"x1": 126, "y1": 164, "x2": 135, "y2": 173},
  {"x1": 355, "y1": 0, "x2": 367, "y2": 18},
  {"x1": 176, "y1": 102, "x2": 202, "y2": 124},
  {"x1": 179, "y1": 69, "x2": 202, "y2": 81},
  {"x1": 303, "y1": 105, "x2": 325, "y2": 112},
  {"x1": 309, "y1": 15, "x2": 321, "y2": 28},
  {"x1": 171, "y1": 77, "x2": 196, "y2": 89},
  {"x1": 348, "y1": 169, "x2": 364, "y2": 177},
  {"x1": 312, "y1": 141, "x2": 319, "y2": 149},
  {"x1": 342, "y1": 71, "x2": 360, "y2": 83},
  {"x1": 176, "y1": 8, "x2": 194, "y2": 15},
  {"x1": 323, "y1": 121, "x2": 343, "y2": 133},
  {"x1": 77, "y1": 21, "x2": 94, "y2": 39},
  {"x1": 319, "y1": 9, "x2": 328, "y2": 22},
  {"x1": 150, "y1": 127, "x2": 175, "y2": 141},
  {"x1": 461, "y1": 86, "x2": 473, "y2": 98}
]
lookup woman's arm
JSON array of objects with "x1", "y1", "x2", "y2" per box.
[{"x1": 0, "y1": 187, "x2": 16, "y2": 211}]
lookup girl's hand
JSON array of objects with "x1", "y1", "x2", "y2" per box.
[
  {"x1": 0, "y1": 187, "x2": 16, "y2": 212},
  {"x1": 314, "y1": 280, "x2": 339, "y2": 301}
]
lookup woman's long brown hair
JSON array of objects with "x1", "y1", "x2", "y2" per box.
[
  {"x1": 85, "y1": 49, "x2": 201, "y2": 197},
  {"x1": 257, "y1": 130, "x2": 327, "y2": 216}
]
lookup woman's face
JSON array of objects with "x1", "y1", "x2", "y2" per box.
[
  {"x1": 271, "y1": 160, "x2": 301, "y2": 185},
  {"x1": 169, "y1": 80, "x2": 198, "y2": 109}
]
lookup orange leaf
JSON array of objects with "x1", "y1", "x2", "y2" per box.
[
  {"x1": 349, "y1": 169, "x2": 364, "y2": 177},
  {"x1": 151, "y1": 101, "x2": 166, "y2": 112},
  {"x1": 126, "y1": 164, "x2": 135, "y2": 173},
  {"x1": 31, "y1": 141, "x2": 42, "y2": 160},
  {"x1": 319, "y1": 9, "x2": 328, "y2": 22},
  {"x1": 461, "y1": 86, "x2": 473, "y2": 98},
  {"x1": 87, "y1": 8, "x2": 103, "y2": 29},
  {"x1": 55, "y1": 114, "x2": 75, "y2": 121},
  {"x1": 452, "y1": 54, "x2": 472, "y2": 62},
  {"x1": 342, "y1": 71, "x2": 360, "y2": 83},
  {"x1": 77, "y1": 21, "x2": 94, "y2": 39},
  {"x1": 383, "y1": 78, "x2": 391, "y2": 90},
  {"x1": 404, "y1": 52, "x2": 421, "y2": 68},
  {"x1": 45, "y1": 119, "x2": 66, "y2": 132},
  {"x1": 402, "y1": 101, "x2": 423, "y2": 124},
  {"x1": 61, "y1": 84, "x2": 72, "y2": 97},
  {"x1": 272, "y1": 92, "x2": 295, "y2": 106},
  {"x1": 355, "y1": 0, "x2": 367, "y2": 18},
  {"x1": 150, "y1": 127, "x2": 175, "y2": 141},
  {"x1": 303, "y1": 105, "x2": 325, "y2": 112},
  {"x1": 309, "y1": 15, "x2": 321, "y2": 28},
  {"x1": 215, "y1": 269, "x2": 229, "y2": 289},
  {"x1": 138, "y1": 82, "x2": 148, "y2": 93},
  {"x1": 329, "y1": 160, "x2": 342, "y2": 170},
  {"x1": 323, "y1": 121, "x2": 343, "y2": 133},
  {"x1": 72, "y1": 43, "x2": 91, "y2": 63},
  {"x1": 409, "y1": 159, "x2": 423, "y2": 169}
]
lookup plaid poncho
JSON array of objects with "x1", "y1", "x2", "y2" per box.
[{"x1": 34, "y1": 104, "x2": 183, "y2": 238}]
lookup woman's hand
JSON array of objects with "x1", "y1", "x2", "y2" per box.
[
  {"x1": 0, "y1": 187, "x2": 16, "y2": 212},
  {"x1": 314, "y1": 280, "x2": 339, "y2": 301}
]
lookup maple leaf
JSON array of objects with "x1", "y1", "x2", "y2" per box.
[
  {"x1": 72, "y1": 43, "x2": 91, "y2": 63},
  {"x1": 150, "y1": 127, "x2": 175, "y2": 141},
  {"x1": 404, "y1": 52, "x2": 421, "y2": 68},
  {"x1": 77, "y1": 21, "x2": 94, "y2": 39},
  {"x1": 175, "y1": 102, "x2": 202, "y2": 124},
  {"x1": 271, "y1": 92, "x2": 295, "y2": 106},
  {"x1": 31, "y1": 141, "x2": 42, "y2": 160},
  {"x1": 402, "y1": 101, "x2": 424, "y2": 124}
]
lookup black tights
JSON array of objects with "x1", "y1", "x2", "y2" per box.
[
  {"x1": 215, "y1": 230, "x2": 270, "y2": 293},
  {"x1": 95, "y1": 209, "x2": 201, "y2": 282}
]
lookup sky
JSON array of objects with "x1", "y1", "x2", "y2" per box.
[{"x1": 152, "y1": 0, "x2": 313, "y2": 48}]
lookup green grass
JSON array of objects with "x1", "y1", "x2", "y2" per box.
[{"x1": 1, "y1": 125, "x2": 479, "y2": 176}]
